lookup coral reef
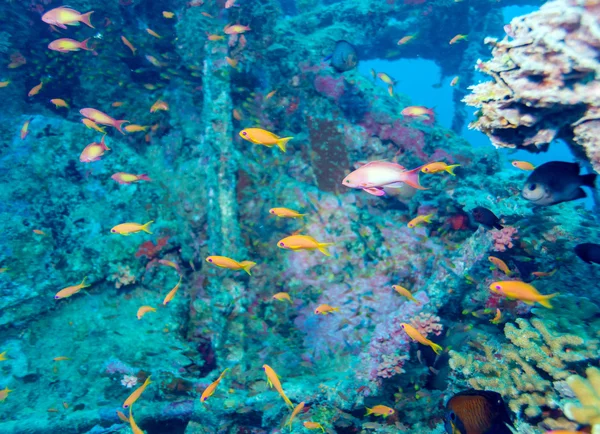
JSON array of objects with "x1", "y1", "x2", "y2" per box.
[
  {"x1": 465, "y1": 0, "x2": 600, "y2": 171},
  {"x1": 564, "y1": 366, "x2": 600, "y2": 434}
]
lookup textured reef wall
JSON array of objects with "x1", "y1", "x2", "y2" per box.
[{"x1": 1, "y1": 0, "x2": 600, "y2": 434}]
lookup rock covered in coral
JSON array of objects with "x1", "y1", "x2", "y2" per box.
[{"x1": 465, "y1": 0, "x2": 600, "y2": 170}]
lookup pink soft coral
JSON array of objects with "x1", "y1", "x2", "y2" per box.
[
  {"x1": 410, "y1": 312, "x2": 443, "y2": 337},
  {"x1": 492, "y1": 227, "x2": 518, "y2": 252}
]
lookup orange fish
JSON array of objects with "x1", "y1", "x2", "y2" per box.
[
  {"x1": 137, "y1": 306, "x2": 156, "y2": 320},
  {"x1": 146, "y1": 28, "x2": 162, "y2": 38},
  {"x1": 269, "y1": 208, "x2": 305, "y2": 218},
  {"x1": 266, "y1": 90, "x2": 277, "y2": 100},
  {"x1": 163, "y1": 276, "x2": 182, "y2": 305},
  {"x1": 314, "y1": 304, "x2": 339, "y2": 315},
  {"x1": 303, "y1": 422, "x2": 325, "y2": 431},
  {"x1": 20, "y1": 119, "x2": 31, "y2": 140},
  {"x1": 80, "y1": 108, "x2": 129, "y2": 134},
  {"x1": 407, "y1": 213, "x2": 434, "y2": 228},
  {"x1": 232, "y1": 109, "x2": 243, "y2": 120},
  {"x1": 200, "y1": 368, "x2": 229, "y2": 402},
  {"x1": 116, "y1": 410, "x2": 129, "y2": 423},
  {"x1": 55, "y1": 277, "x2": 90, "y2": 300},
  {"x1": 53, "y1": 356, "x2": 70, "y2": 361},
  {"x1": 80, "y1": 135, "x2": 110, "y2": 163},
  {"x1": 401, "y1": 106, "x2": 434, "y2": 119},
  {"x1": 489, "y1": 281, "x2": 558, "y2": 308},
  {"x1": 226, "y1": 57, "x2": 238, "y2": 68},
  {"x1": 397, "y1": 35, "x2": 416, "y2": 45},
  {"x1": 392, "y1": 285, "x2": 420, "y2": 304},
  {"x1": 224, "y1": 24, "x2": 251, "y2": 35},
  {"x1": 158, "y1": 259, "x2": 180, "y2": 272},
  {"x1": 33, "y1": 229, "x2": 46, "y2": 236},
  {"x1": 450, "y1": 76, "x2": 460, "y2": 87},
  {"x1": 262, "y1": 365, "x2": 293, "y2": 408},
  {"x1": 490, "y1": 308, "x2": 502, "y2": 324},
  {"x1": 28, "y1": 82, "x2": 43, "y2": 97},
  {"x1": 225, "y1": 0, "x2": 237, "y2": 8},
  {"x1": 239, "y1": 128, "x2": 293, "y2": 152},
  {"x1": 112, "y1": 101, "x2": 124, "y2": 107},
  {"x1": 111, "y1": 173, "x2": 151, "y2": 185},
  {"x1": 146, "y1": 55, "x2": 166, "y2": 68},
  {"x1": 124, "y1": 124, "x2": 149, "y2": 133},
  {"x1": 201, "y1": 12, "x2": 213, "y2": 18},
  {"x1": 111, "y1": 221, "x2": 154, "y2": 235},
  {"x1": 365, "y1": 405, "x2": 395, "y2": 417},
  {"x1": 512, "y1": 161, "x2": 535, "y2": 171},
  {"x1": 121, "y1": 36, "x2": 137, "y2": 55},
  {"x1": 123, "y1": 376, "x2": 152, "y2": 408},
  {"x1": 488, "y1": 256, "x2": 512, "y2": 276},
  {"x1": 401, "y1": 323, "x2": 443, "y2": 354},
  {"x1": 277, "y1": 235, "x2": 333, "y2": 256},
  {"x1": 449, "y1": 34, "x2": 468, "y2": 44},
  {"x1": 50, "y1": 98, "x2": 69, "y2": 108},
  {"x1": 532, "y1": 269, "x2": 557, "y2": 278},
  {"x1": 377, "y1": 73, "x2": 396, "y2": 86},
  {"x1": 0, "y1": 81, "x2": 10, "y2": 88},
  {"x1": 129, "y1": 407, "x2": 143, "y2": 434},
  {"x1": 0, "y1": 387, "x2": 13, "y2": 402},
  {"x1": 42, "y1": 7, "x2": 94, "y2": 29},
  {"x1": 162, "y1": 11, "x2": 175, "y2": 18},
  {"x1": 286, "y1": 401, "x2": 305, "y2": 430},
  {"x1": 272, "y1": 292, "x2": 292, "y2": 303},
  {"x1": 150, "y1": 100, "x2": 169, "y2": 113},
  {"x1": 421, "y1": 162, "x2": 460, "y2": 176},
  {"x1": 82, "y1": 118, "x2": 106, "y2": 133},
  {"x1": 207, "y1": 34, "x2": 224, "y2": 41},
  {"x1": 205, "y1": 256, "x2": 256, "y2": 275},
  {"x1": 48, "y1": 38, "x2": 92, "y2": 53}
]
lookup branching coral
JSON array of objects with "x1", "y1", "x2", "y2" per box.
[
  {"x1": 564, "y1": 366, "x2": 600, "y2": 434},
  {"x1": 450, "y1": 317, "x2": 598, "y2": 419},
  {"x1": 464, "y1": 0, "x2": 600, "y2": 172}
]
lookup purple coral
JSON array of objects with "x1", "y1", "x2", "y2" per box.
[
  {"x1": 314, "y1": 75, "x2": 345, "y2": 101},
  {"x1": 410, "y1": 312, "x2": 443, "y2": 337}
]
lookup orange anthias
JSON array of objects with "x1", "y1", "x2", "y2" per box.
[
  {"x1": 80, "y1": 135, "x2": 110, "y2": 163},
  {"x1": 48, "y1": 38, "x2": 93, "y2": 53},
  {"x1": 80, "y1": 108, "x2": 129, "y2": 134},
  {"x1": 41, "y1": 7, "x2": 94, "y2": 29},
  {"x1": 200, "y1": 368, "x2": 229, "y2": 402}
]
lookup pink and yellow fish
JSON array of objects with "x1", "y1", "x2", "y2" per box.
[
  {"x1": 111, "y1": 173, "x2": 151, "y2": 185},
  {"x1": 262, "y1": 364, "x2": 293, "y2": 408},
  {"x1": 55, "y1": 277, "x2": 89, "y2": 300},
  {"x1": 205, "y1": 256, "x2": 256, "y2": 275},
  {"x1": 48, "y1": 38, "x2": 92, "y2": 53},
  {"x1": 401, "y1": 323, "x2": 443, "y2": 354},
  {"x1": 342, "y1": 160, "x2": 427, "y2": 196},
  {"x1": 111, "y1": 221, "x2": 154, "y2": 235},
  {"x1": 269, "y1": 208, "x2": 305, "y2": 218},
  {"x1": 80, "y1": 135, "x2": 110, "y2": 163},
  {"x1": 239, "y1": 128, "x2": 293, "y2": 152},
  {"x1": 277, "y1": 235, "x2": 333, "y2": 256},
  {"x1": 42, "y1": 7, "x2": 94, "y2": 29},
  {"x1": 489, "y1": 281, "x2": 558, "y2": 308},
  {"x1": 80, "y1": 108, "x2": 129, "y2": 134},
  {"x1": 200, "y1": 368, "x2": 229, "y2": 402}
]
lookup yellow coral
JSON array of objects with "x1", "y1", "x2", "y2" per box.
[{"x1": 564, "y1": 367, "x2": 600, "y2": 434}]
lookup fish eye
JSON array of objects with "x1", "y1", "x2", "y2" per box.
[
  {"x1": 242, "y1": 131, "x2": 247, "y2": 136},
  {"x1": 495, "y1": 285, "x2": 501, "y2": 290},
  {"x1": 123, "y1": 405, "x2": 129, "y2": 409},
  {"x1": 388, "y1": 409, "x2": 393, "y2": 414},
  {"x1": 401, "y1": 324, "x2": 405, "y2": 328},
  {"x1": 424, "y1": 168, "x2": 429, "y2": 172},
  {"x1": 345, "y1": 179, "x2": 350, "y2": 183},
  {"x1": 110, "y1": 229, "x2": 115, "y2": 233},
  {"x1": 528, "y1": 183, "x2": 536, "y2": 191},
  {"x1": 54, "y1": 296, "x2": 59, "y2": 299},
  {"x1": 279, "y1": 242, "x2": 285, "y2": 246},
  {"x1": 208, "y1": 258, "x2": 213, "y2": 262}
]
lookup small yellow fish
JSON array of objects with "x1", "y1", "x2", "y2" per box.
[
  {"x1": 162, "y1": 11, "x2": 175, "y2": 18},
  {"x1": 392, "y1": 285, "x2": 421, "y2": 304},
  {"x1": 226, "y1": 57, "x2": 238, "y2": 68},
  {"x1": 150, "y1": 100, "x2": 169, "y2": 113},
  {"x1": 50, "y1": 98, "x2": 69, "y2": 108},
  {"x1": 263, "y1": 365, "x2": 293, "y2": 408},
  {"x1": 0, "y1": 81, "x2": 10, "y2": 88},
  {"x1": 401, "y1": 323, "x2": 443, "y2": 354},
  {"x1": 123, "y1": 376, "x2": 152, "y2": 408},
  {"x1": 206, "y1": 256, "x2": 257, "y2": 275},
  {"x1": 163, "y1": 276, "x2": 182, "y2": 305},
  {"x1": 0, "y1": 387, "x2": 13, "y2": 402},
  {"x1": 365, "y1": 405, "x2": 395, "y2": 417},
  {"x1": 407, "y1": 213, "x2": 434, "y2": 228},
  {"x1": 146, "y1": 28, "x2": 162, "y2": 39},
  {"x1": 449, "y1": 34, "x2": 468, "y2": 45},
  {"x1": 116, "y1": 410, "x2": 130, "y2": 423},
  {"x1": 421, "y1": 162, "x2": 460, "y2": 176},
  {"x1": 28, "y1": 82, "x2": 43, "y2": 97},
  {"x1": 488, "y1": 256, "x2": 512, "y2": 276},
  {"x1": 314, "y1": 304, "x2": 339, "y2": 315},
  {"x1": 200, "y1": 368, "x2": 229, "y2": 402},
  {"x1": 512, "y1": 161, "x2": 535, "y2": 171},
  {"x1": 489, "y1": 281, "x2": 558, "y2": 308},
  {"x1": 33, "y1": 229, "x2": 46, "y2": 236},
  {"x1": 0, "y1": 351, "x2": 7, "y2": 361},
  {"x1": 266, "y1": 90, "x2": 277, "y2": 100},
  {"x1": 387, "y1": 86, "x2": 394, "y2": 97},
  {"x1": 82, "y1": 118, "x2": 106, "y2": 133},
  {"x1": 490, "y1": 308, "x2": 502, "y2": 324},
  {"x1": 277, "y1": 235, "x2": 333, "y2": 256},
  {"x1": 129, "y1": 407, "x2": 144, "y2": 434},
  {"x1": 303, "y1": 422, "x2": 325, "y2": 432},
  {"x1": 124, "y1": 124, "x2": 149, "y2": 133},
  {"x1": 110, "y1": 221, "x2": 153, "y2": 235},
  {"x1": 121, "y1": 36, "x2": 136, "y2": 55},
  {"x1": 55, "y1": 277, "x2": 90, "y2": 300},
  {"x1": 53, "y1": 356, "x2": 70, "y2": 361},
  {"x1": 239, "y1": 128, "x2": 293, "y2": 152},
  {"x1": 450, "y1": 76, "x2": 460, "y2": 87},
  {"x1": 377, "y1": 73, "x2": 395, "y2": 86},
  {"x1": 269, "y1": 207, "x2": 305, "y2": 218},
  {"x1": 137, "y1": 306, "x2": 156, "y2": 320},
  {"x1": 207, "y1": 34, "x2": 224, "y2": 41},
  {"x1": 272, "y1": 292, "x2": 292, "y2": 303},
  {"x1": 286, "y1": 401, "x2": 305, "y2": 430}
]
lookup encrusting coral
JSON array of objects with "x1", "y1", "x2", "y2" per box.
[
  {"x1": 464, "y1": 0, "x2": 600, "y2": 171},
  {"x1": 450, "y1": 317, "x2": 598, "y2": 419},
  {"x1": 564, "y1": 367, "x2": 600, "y2": 434}
]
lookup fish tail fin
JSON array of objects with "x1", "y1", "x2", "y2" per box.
[
  {"x1": 332, "y1": 307, "x2": 340, "y2": 312},
  {"x1": 141, "y1": 220, "x2": 154, "y2": 234},
  {"x1": 114, "y1": 120, "x2": 130, "y2": 135},
  {"x1": 137, "y1": 174, "x2": 152, "y2": 182},
  {"x1": 539, "y1": 293, "x2": 559, "y2": 309},
  {"x1": 581, "y1": 173, "x2": 597, "y2": 188},
  {"x1": 365, "y1": 407, "x2": 373, "y2": 416},
  {"x1": 100, "y1": 134, "x2": 110, "y2": 151},
  {"x1": 283, "y1": 394, "x2": 294, "y2": 408},
  {"x1": 430, "y1": 342, "x2": 443, "y2": 355},
  {"x1": 79, "y1": 38, "x2": 93, "y2": 51},
  {"x1": 79, "y1": 11, "x2": 94, "y2": 28},
  {"x1": 317, "y1": 243, "x2": 334, "y2": 256},
  {"x1": 493, "y1": 222, "x2": 504, "y2": 230},
  {"x1": 402, "y1": 166, "x2": 429, "y2": 190},
  {"x1": 423, "y1": 214, "x2": 434, "y2": 223},
  {"x1": 276, "y1": 137, "x2": 293, "y2": 152},
  {"x1": 80, "y1": 276, "x2": 90, "y2": 288},
  {"x1": 144, "y1": 376, "x2": 152, "y2": 386},
  {"x1": 445, "y1": 164, "x2": 461, "y2": 176},
  {"x1": 240, "y1": 261, "x2": 256, "y2": 275}
]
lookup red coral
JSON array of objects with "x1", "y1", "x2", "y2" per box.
[
  {"x1": 314, "y1": 75, "x2": 345, "y2": 101},
  {"x1": 135, "y1": 236, "x2": 170, "y2": 259}
]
